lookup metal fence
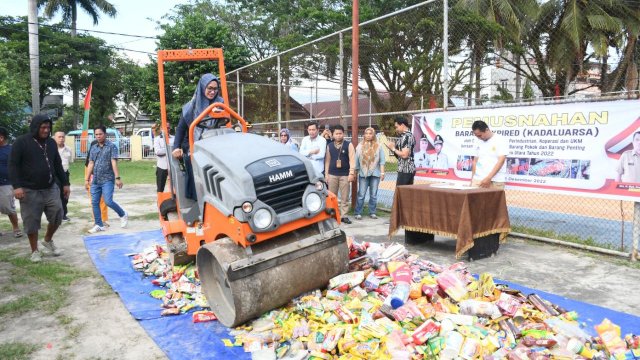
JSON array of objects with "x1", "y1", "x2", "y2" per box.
[
  {"x1": 143, "y1": 145, "x2": 155, "y2": 159},
  {"x1": 73, "y1": 136, "x2": 131, "y2": 160},
  {"x1": 188, "y1": 0, "x2": 640, "y2": 256}
]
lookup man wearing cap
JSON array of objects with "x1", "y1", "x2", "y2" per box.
[
  {"x1": 9, "y1": 114, "x2": 69, "y2": 262},
  {"x1": 428, "y1": 135, "x2": 449, "y2": 169}
]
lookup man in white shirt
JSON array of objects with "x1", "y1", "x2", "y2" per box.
[
  {"x1": 55, "y1": 131, "x2": 73, "y2": 221},
  {"x1": 152, "y1": 124, "x2": 173, "y2": 192},
  {"x1": 470, "y1": 121, "x2": 508, "y2": 188},
  {"x1": 299, "y1": 122, "x2": 327, "y2": 176}
]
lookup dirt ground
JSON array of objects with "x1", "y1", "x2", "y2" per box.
[
  {"x1": 1, "y1": 184, "x2": 166, "y2": 360},
  {"x1": 1, "y1": 183, "x2": 639, "y2": 359}
]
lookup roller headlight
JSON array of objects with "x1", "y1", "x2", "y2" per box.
[
  {"x1": 253, "y1": 208, "x2": 272, "y2": 229},
  {"x1": 304, "y1": 192, "x2": 323, "y2": 213}
]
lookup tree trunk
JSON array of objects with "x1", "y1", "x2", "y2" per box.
[
  {"x1": 284, "y1": 79, "x2": 291, "y2": 122},
  {"x1": 467, "y1": 49, "x2": 474, "y2": 106},
  {"x1": 27, "y1": 0, "x2": 39, "y2": 114},
  {"x1": 604, "y1": 32, "x2": 636, "y2": 93},
  {"x1": 71, "y1": 6, "x2": 79, "y2": 128},
  {"x1": 340, "y1": 54, "x2": 349, "y2": 130},
  {"x1": 474, "y1": 42, "x2": 484, "y2": 105},
  {"x1": 626, "y1": 61, "x2": 638, "y2": 98},
  {"x1": 514, "y1": 52, "x2": 521, "y2": 101}
]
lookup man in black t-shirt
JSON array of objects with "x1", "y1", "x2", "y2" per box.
[{"x1": 386, "y1": 117, "x2": 416, "y2": 186}]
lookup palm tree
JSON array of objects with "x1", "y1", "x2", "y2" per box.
[
  {"x1": 38, "y1": 0, "x2": 117, "y2": 127},
  {"x1": 545, "y1": 0, "x2": 638, "y2": 95},
  {"x1": 456, "y1": 0, "x2": 536, "y2": 104}
]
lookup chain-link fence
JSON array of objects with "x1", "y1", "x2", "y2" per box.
[
  {"x1": 223, "y1": 0, "x2": 640, "y2": 257},
  {"x1": 73, "y1": 136, "x2": 131, "y2": 160}
]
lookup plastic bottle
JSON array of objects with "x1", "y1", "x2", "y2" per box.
[
  {"x1": 390, "y1": 282, "x2": 411, "y2": 309},
  {"x1": 567, "y1": 338, "x2": 595, "y2": 359},
  {"x1": 544, "y1": 318, "x2": 590, "y2": 343}
]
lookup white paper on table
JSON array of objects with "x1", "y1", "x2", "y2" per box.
[{"x1": 429, "y1": 183, "x2": 479, "y2": 190}]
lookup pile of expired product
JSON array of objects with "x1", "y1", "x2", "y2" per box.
[{"x1": 131, "y1": 239, "x2": 639, "y2": 359}]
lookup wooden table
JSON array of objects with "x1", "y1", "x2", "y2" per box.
[{"x1": 388, "y1": 184, "x2": 511, "y2": 258}]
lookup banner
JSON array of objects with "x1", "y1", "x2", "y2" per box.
[{"x1": 411, "y1": 100, "x2": 640, "y2": 201}]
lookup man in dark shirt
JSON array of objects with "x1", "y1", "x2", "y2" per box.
[
  {"x1": 0, "y1": 127, "x2": 23, "y2": 238},
  {"x1": 324, "y1": 125, "x2": 355, "y2": 224},
  {"x1": 386, "y1": 116, "x2": 416, "y2": 186},
  {"x1": 9, "y1": 115, "x2": 69, "y2": 262}
]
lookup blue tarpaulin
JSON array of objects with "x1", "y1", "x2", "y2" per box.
[{"x1": 84, "y1": 230, "x2": 639, "y2": 359}]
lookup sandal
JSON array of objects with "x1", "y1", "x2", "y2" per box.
[{"x1": 14, "y1": 230, "x2": 23, "y2": 238}]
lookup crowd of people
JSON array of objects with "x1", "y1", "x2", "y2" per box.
[
  {"x1": 1, "y1": 115, "x2": 129, "y2": 262},
  {"x1": 0, "y1": 71, "x2": 505, "y2": 264}
]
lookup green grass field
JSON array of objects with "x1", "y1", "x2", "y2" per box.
[{"x1": 68, "y1": 160, "x2": 157, "y2": 186}]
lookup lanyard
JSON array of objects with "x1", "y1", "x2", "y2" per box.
[{"x1": 32, "y1": 138, "x2": 53, "y2": 183}]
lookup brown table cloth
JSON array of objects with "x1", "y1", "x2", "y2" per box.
[{"x1": 388, "y1": 185, "x2": 511, "y2": 258}]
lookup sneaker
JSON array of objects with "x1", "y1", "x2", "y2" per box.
[
  {"x1": 62, "y1": 216, "x2": 71, "y2": 222},
  {"x1": 30, "y1": 250, "x2": 42, "y2": 263},
  {"x1": 370, "y1": 214, "x2": 378, "y2": 219},
  {"x1": 88, "y1": 225, "x2": 106, "y2": 234},
  {"x1": 120, "y1": 211, "x2": 129, "y2": 228},
  {"x1": 341, "y1": 217, "x2": 352, "y2": 225},
  {"x1": 354, "y1": 215, "x2": 362, "y2": 220},
  {"x1": 40, "y1": 240, "x2": 62, "y2": 256}
]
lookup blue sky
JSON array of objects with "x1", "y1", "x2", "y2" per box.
[{"x1": 3, "y1": 0, "x2": 185, "y2": 64}]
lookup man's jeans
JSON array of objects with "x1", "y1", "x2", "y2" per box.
[
  {"x1": 355, "y1": 175, "x2": 381, "y2": 216},
  {"x1": 90, "y1": 181, "x2": 125, "y2": 227}
]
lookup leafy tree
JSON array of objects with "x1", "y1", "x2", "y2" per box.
[
  {"x1": 52, "y1": 106, "x2": 76, "y2": 133},
  {"x1": 139, "y1": 10, "x2": 251, "y2": 128},
  {"x1": 522, "y1": 79, "x2": 535, "y2": 101},
  {"x1": 355, "y1": 1, "x2": 472, "y2": 131},
  {"x1": 177, "y1": 0, "x2": 348, "y2": 126},
  {"x1": 38, "y1": 0, "x2": 117, "y2": 126},
  {"x1": 0, "y1": 43, "x2": 30, "y2": 138},
  {"x1": 491, "y1": 85, "x2": 514, "y2": 102}
]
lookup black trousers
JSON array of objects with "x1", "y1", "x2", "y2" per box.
[
  {"x1": 59, "y1": 170, "x2": 69, "y2": 216},
  {"x1": 156, "y1": 167, "x2": 168, "y2": 193},
  {"x1": 396, "y1": 172, "x2": 415, "y2": 186}
]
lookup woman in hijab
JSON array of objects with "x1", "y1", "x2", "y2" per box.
[
  {"x1": 172, "y1": 73, "x2": 224, "y2": 200},
  {"x1": 354, "y1": 127, "x2": 386, "y2": 220},
  {"x1": 279, "y1": 128, "x2": 298, "y2": 151}
]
